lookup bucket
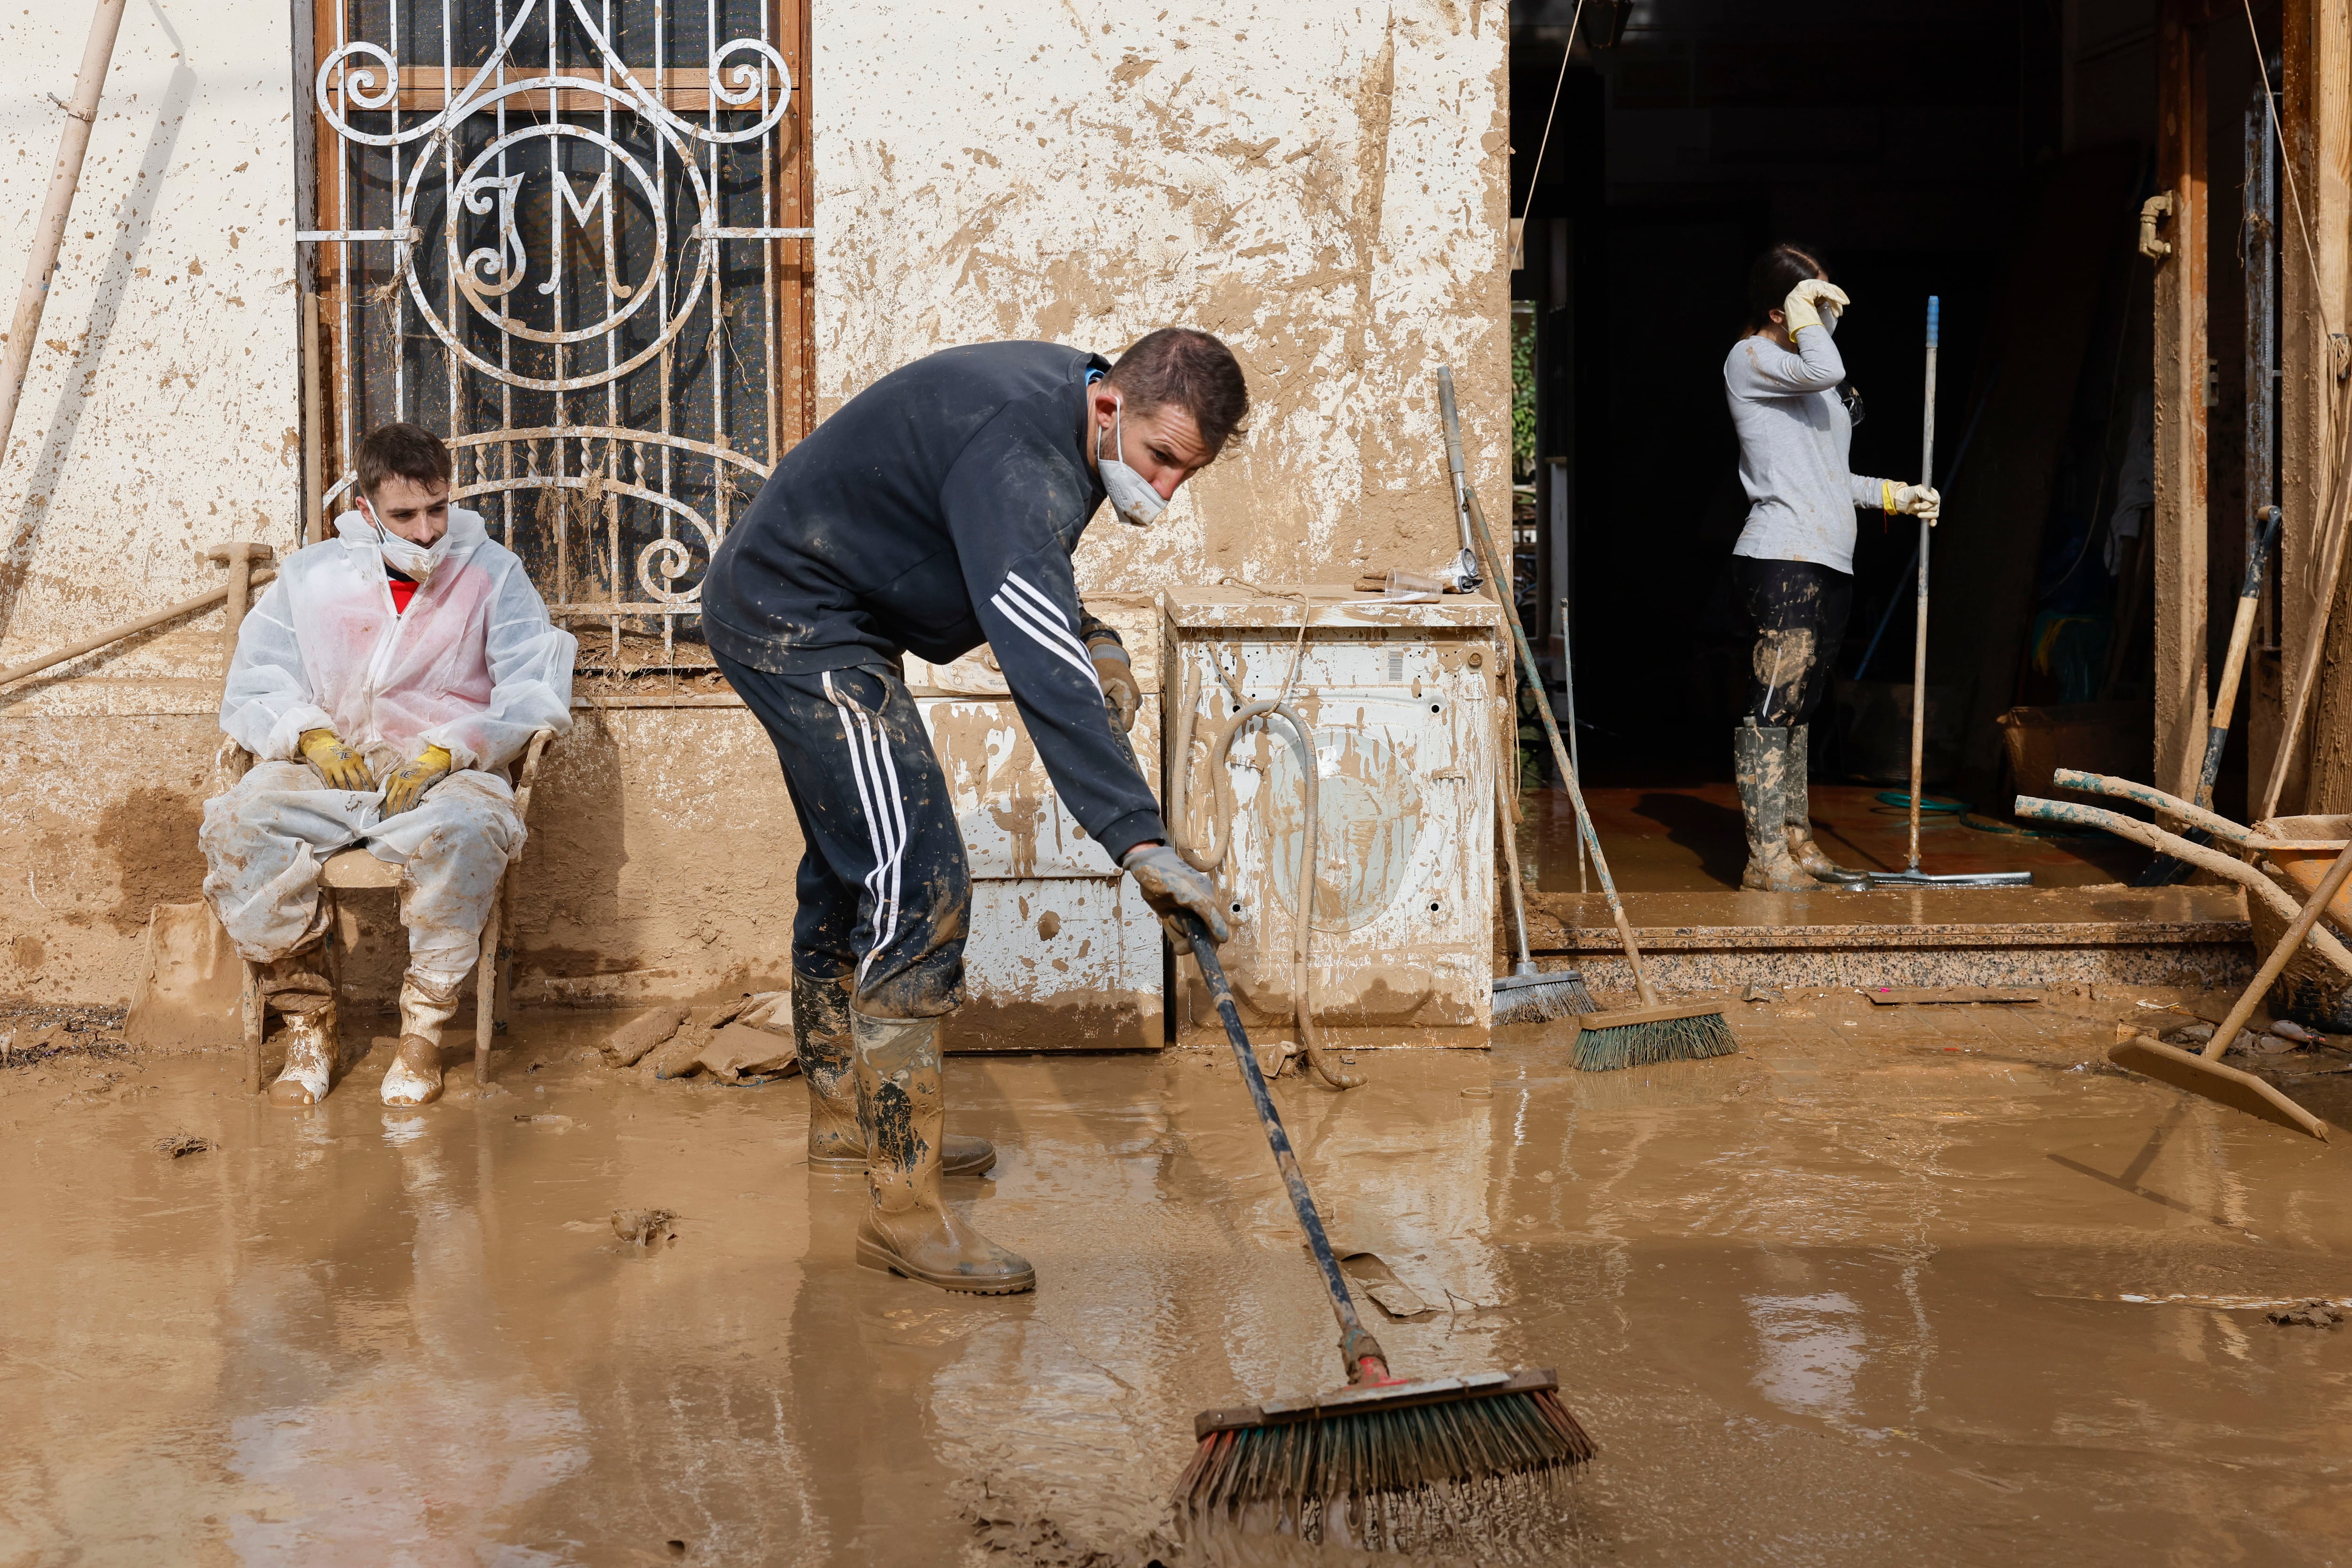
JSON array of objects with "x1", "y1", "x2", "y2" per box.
[{"x1": 1994, "y1": 701, "x2": 2151, "y2": 800}]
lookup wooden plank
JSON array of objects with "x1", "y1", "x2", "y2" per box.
[
  {"x1": 2153, "y1": 2, "x2": 2213, "y2": 800},
  {"x1": 2287, "y1": 0, "x2": 2352, "y2": 811},
  {"x1": 1864, "y1": 986, "x2": 2044, "y2": 1006}
]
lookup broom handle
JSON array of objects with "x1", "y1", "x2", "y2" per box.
[
  {"x1": 1462, "y1": 486, "x2": 1660, "y2": 1009},
  {"x1": 1185, "y1": 920, "x2": 1390, "y2": 1382},
  {"x1": 1498, "y1": 768, "x2": 1534, "y2": 970},
  {"x1": 2200, "y1": 837, "x2": 2352, "y2": 1061},
  {"x1": 1907, "y1": 296, "x2": 1939, "y2": 875}
]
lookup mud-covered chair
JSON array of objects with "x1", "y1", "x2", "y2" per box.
[{"x1": 234, "y1": 728, "x2": 556, "y2": 1094}]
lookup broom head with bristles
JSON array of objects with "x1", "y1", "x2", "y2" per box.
[
  {"x1": 1176, "y1": 1367, "x2": 1592, "y2": 1543},
  {"x1": 1570, "y1": 999, "x2": 1737, "y2": 1072},
  {"x1": 1492, "y1": 963, "x2": 1597, "y2": 1026}
]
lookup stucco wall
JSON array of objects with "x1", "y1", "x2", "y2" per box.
[{"x1": 0, "y1": 0, "x2": 1509, "y2": 1008}]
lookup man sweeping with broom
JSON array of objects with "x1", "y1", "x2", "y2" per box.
[{"x1": 702, "y1": 330, "x2": 1240, "y2": 1297}]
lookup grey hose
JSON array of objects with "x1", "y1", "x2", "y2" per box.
[{"x1": 1168, "y1": 667, "x2": 1361, "y2": 1090}]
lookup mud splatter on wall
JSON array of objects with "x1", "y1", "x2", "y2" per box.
[{"x1": 815, "y1": 0, "x2": 1513, "y2": 596}]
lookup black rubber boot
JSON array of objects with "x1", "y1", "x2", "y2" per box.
[
  {"x1": 798, "y1": 971, "x2": 996, "y2": 1177},
  {"x1": 1784, "y1": 724, "x2": 1869, "y2": 885},
  {"x1": 849, "y1": 1011, "x2": 1033, "y2": 1295},
  {"x1": 1736, "y1": 724, "x2": 1824, "y2": 892}
]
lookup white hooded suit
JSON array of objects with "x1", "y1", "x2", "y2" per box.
[{"x1": 202, "y1": 506, "x2": 577, "y2": 982}]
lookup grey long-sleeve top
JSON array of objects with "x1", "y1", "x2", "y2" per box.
[{"x1": 1723, "y1": 325, "x2": 1894, "y2": 574}]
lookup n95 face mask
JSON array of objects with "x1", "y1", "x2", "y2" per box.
[{"x1": 1096, "y1": 399, "x2": 1167, "y2": 528}]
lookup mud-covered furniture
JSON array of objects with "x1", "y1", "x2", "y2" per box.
[{"x1": 237, "y1": 728, "x2": 556, "y2": 1094}]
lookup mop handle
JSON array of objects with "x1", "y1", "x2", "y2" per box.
[
  {"x1": 1498, "y1": 769, "x2": 1535, "y2": 969},
  {"x1": 1907, "y1": 296, "x2": 1940, "y2": 874},
  {"x1": 1463, "y1": 486, "x2": 1660, "y2": 1008},
  {"x1": 1185, "y1": 920, "x2": 1387, "y2": 1378}
]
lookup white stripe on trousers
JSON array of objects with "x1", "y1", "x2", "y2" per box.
[{"x1": 822, "y1": 671, "x2": 908, "y2": 987}]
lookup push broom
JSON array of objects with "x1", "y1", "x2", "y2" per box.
[
  {"x1": 1173, "y1": 917, "x2": 1593, "y2": 1545},
  {"x1": 1439, "y1": 369, "x2": 1735, "y2": 1071},
  {"x1": 1869, "y1": 297, "x2": 2029, "y2": 888}
]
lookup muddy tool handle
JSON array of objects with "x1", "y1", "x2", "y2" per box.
[
  {"x1": 1183, "y1": 915, "x2": 1390, "y2": 1383},
  {"x1": 1433, "y1": 367, "x2": 1482, "y2": 589},
  {"x1": 1905, "y1": 296, "x2": 1940, "y2": 875},
  {"x1": 1460, "y1": 480, "x2": 1661, "y2": 1008},
  {"x1": 2200, "y1": 836, "x2": 2352, "y2": 1062},
  {"x1": 2137, "y1": 507, "x2": 2283, "y2": 886}
]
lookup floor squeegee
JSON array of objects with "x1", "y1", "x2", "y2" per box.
[{"x1": 1868, "y1": 296, "x2": 2031, "y2": 889}]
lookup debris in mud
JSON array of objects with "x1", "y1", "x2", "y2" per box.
[
  {"x1": 2266, "y1": 1300, "x2": 2344, "y2": 1329},
  {"x1": 643, "y1": 995, "x2": 781, "y2": 1081},
  {"x1": 603, "y1": 1005, "x2": 690, "y2": 1067},
  {"x1": 153, "y1": 1132, "x2": 214, "y2": 1158},
  {"x1": 0, "y1": 1005, "x2": 128, "y2": 1068},
  {"x1": 1744, "y1": 984, "x2": 1784, "y2": 1003},
  {"x1": 611, "y1": 1207, "x2": 679, "y2": 1247}
]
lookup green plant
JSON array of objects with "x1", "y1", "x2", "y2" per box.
[{"x1": 1511, "y1": 306, "x2": 1538, "y2": 481}]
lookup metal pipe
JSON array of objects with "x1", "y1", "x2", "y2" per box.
[{"x1": 0, "y1": 0, "x2": 131, "y2": 465}]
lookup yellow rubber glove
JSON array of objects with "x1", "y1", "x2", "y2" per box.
[
  {"x1": 298, "y1": 728, "x2": 377, "y2": 792},
  {"x1": 1782, "y1": 278, "x2": 1851, "y2": 335},
  {"x1": 381, "y1": 744, "x2": 453, "y2": 817},
  {"x1": 1886, "y1": 483, "x2": 1942, "y2": 525}
]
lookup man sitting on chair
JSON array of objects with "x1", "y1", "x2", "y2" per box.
[{"x1": 202, "y1": 423, "x2": 576, "y2": 1108}]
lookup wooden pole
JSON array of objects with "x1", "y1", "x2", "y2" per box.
[
  {"x1": 2153, "y1": 1, "x2": 2213, "y2": 802},
  {"x1": 0, "y1": 0, "x2": 130, "y2": 464},
  {"x1": 0, "y1": 562, "x2": 273, "y2": 689}
]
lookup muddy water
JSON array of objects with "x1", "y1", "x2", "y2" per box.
[{"x1": 4, "y1": 996, "x2": 2352, "y2": 1564}]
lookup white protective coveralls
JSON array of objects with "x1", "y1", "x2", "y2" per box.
[{"x1": 202, "y1": 506, "x2": 576, "y2": 988}]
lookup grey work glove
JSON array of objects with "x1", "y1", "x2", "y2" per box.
[
  {"x1": 1090, "y1": 639, "x2": 1141, "y2": 734},
  {"x1": 1122, "y1": 843, "x2": 1231, "y2": 946}
]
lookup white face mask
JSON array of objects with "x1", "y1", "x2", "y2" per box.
[
  {"x1": 1095, "y1": 397, "x2": 1167, "y2": 528},
  {"x1": 361, "y1": 497, "x2": 450, "y2": 585}
]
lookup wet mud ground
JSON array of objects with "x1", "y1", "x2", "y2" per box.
[{"x1": 5, "y1": 991, "x2": 2352, "y2": 1565}]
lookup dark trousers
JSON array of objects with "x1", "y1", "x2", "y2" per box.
[
  {"x1": 1734, "y1": 557, "x2": 1853, "y2": 728},
  {"x1": 717, "y1": 654, "x2": 970, "y2": 1019}
]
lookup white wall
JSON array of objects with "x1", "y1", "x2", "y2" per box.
[
  {"x1": 814, "y1": 0, "x2": 1514, "y2": 594},
  {"x1": 0, "y1": 0, "x2": 303, "y2": 660}
]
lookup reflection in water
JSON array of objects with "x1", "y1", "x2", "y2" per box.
[{"x1": 1745, "y1": 1292, "x2": 1866, "y2": 1420}]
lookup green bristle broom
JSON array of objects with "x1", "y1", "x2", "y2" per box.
[
  {"x1": 1172, "y1": 918, "x2": 1594, "y2": 1548},
  {"x1": 1440, "y1": 368, "x2": 1735, "y2": 1072}
]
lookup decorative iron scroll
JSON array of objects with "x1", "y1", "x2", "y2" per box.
[{"x1": 302, "y1": 0, "x2": 805, "y2": 666}]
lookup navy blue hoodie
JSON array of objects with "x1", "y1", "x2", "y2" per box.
[{"x1": 703, "y1": 340, "x2": 1166, "y2": 862}]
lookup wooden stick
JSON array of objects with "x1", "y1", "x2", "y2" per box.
[
  {"x1": 2014, "y1": 794, "x2": 2352, "y2": 976},
  {"x1": 2260, "y1": 377, "x2": 2352, "y2": 820},
  {"x1": 0, "y1": 0, "x2": 128, "y2": 463},
  {"x1": 2199, "y1": 837, "x2": 2352, "y2": 1061},
  {"x1": 1906, "y1": 296, "x2": 1940, "y2": 874},
  {"x1": 0, "y1": 568, "x2": 275, "y2": 689}
]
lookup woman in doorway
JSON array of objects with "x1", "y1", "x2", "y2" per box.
[{"x1": 1724, "y1": 244, "x2": 1940, "y2": 891}]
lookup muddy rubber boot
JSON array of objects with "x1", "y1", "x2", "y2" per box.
[
  {"x1": 799, "y1": 971, "x2": 998, "y2": 1178},
  {"x1": 382, "y1": 970, "x2": 461, "y2": 1106},
  {"x1": 849, "y1": 1010, "x2": 1034, "y2": 1295},
  {"x1": 1783, "y1": 724, "x2": 1869, "y2": 886},
  {"x1": 266, "y1": 991, "x2": 339, "y2": 1107},
  {"x1": 1736, "y1": 724, "x2": 1825, "y2": 893}
]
